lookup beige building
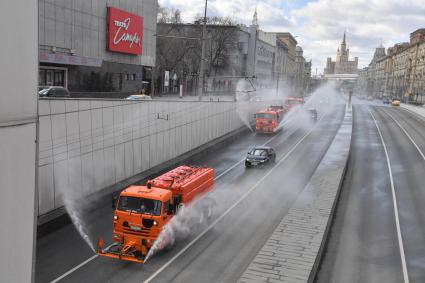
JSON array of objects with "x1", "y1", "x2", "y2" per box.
[
  {"x1": 276, "y1": 32, "x2": 298, "y2": 84},
  {"x1": 354, "y1": 67, "x2": 368, "y2": 95},
  {"x1": 369, "y1": 28, "x2": 425, "y2": 102},
  {"x1": 324, "y1": 32, "x2": 358, "y2": 75}
]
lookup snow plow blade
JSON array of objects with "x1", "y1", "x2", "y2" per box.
[{"x1": 97, "y1": 238, "x2": 145, "y2": 264}]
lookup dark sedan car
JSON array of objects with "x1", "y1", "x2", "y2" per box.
[{"x1": 245, "y1": 146, "x2": 276, "y2": 168}]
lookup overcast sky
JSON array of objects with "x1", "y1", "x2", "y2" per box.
[{"x1": 158, "y1": 0, "x2": 425, "y2": 74}]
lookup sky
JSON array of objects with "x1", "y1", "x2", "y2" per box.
[{"x1": 158, "y1": 0, "x2": 425, "y2": 75}]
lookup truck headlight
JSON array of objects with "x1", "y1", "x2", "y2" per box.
[
  {"x1": 153, "y1": 220, "x2": 158, "y2": 226},
  {"x1": 113, "y1": 215, "x2": 118, "y2": 220}
]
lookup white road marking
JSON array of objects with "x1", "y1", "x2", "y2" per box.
[
  {"x1": 49, "y1": 244, "x2": 113, "y2": 283},
  {"x1": 399, "y1": 106, "x2": 425, "y2": 124},
  {"x1": 382, "y1": 108, "x2": 425, "y2": 161},
  {"x1": 48, "y1": 111, "x2": 313, "y2": 282},
  {"x1": 143, "y1": 112, "x2": 328, "y2": 283},
  {"x1": 369, "y1": 110, "x2": 409, "y2": 283}
]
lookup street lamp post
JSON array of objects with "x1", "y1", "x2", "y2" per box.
[{"x1": 198, "y1": 0, "x2": 208, "y2": 101}]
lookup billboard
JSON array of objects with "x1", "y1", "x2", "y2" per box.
[{"x1": 107, "y1": 6, "x2": 143, "y2": 55}]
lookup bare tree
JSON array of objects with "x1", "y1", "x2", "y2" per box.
[
  {"x1": 155, "y1": 15, "x2": 239, "y2": 93},
  {"x1": 158, "y1": 6, "x2": 182, "y2": 24},
  {"x1": 194, "y1": 16, "x2": 238, "y2": 76}
]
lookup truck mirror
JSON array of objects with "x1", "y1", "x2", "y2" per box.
[{"x1": 112, "y1": 192, "x2": 119, "y2": 209}]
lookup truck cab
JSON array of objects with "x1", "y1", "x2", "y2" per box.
[
  {"x1": 107, "y1": 186, "x2": 173, "y2": 261},
  {"x1": 284, "y1": 97, "x2": 304, "y2": 111},
  {"x1": 255, "y1": 106, "x2": 284, "y2": 133}
]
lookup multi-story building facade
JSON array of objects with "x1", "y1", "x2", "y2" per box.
[
  {"x1": 354, "y1": 67, "x2": 368, "y2": 95},
  {"x1": 39, "y1": 0, "x2": 157, "y2": 97},
  {"x1": 155, "y1": 11, "x2": 306, "y2": 96},
  {"x1": 294, "y1": 46, "x2": 306, "y2": 94},
  {"x1": 276, "y1": 32, "x2": 298, "y2": 85},
  {"x1": 324, "y1": 32, "x2": 358, "y2": 75},
  {"x1": 359, "y1": 28, "x2": 425, "y2": 102}
]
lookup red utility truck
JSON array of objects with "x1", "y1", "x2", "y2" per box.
[
  {"x1": 255, "y1": 106, "x2": 284, "y2": 133},
  {"x1": 97, "y1": 165, "x2": 215, "y2": 263},
  {"x1": 284, "y1": 97, "x2": 304, "y2": 111}
]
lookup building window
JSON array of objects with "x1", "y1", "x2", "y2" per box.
[
  {"x1": 39, "y1": 67, "x2": 67, "y2": 88},
  {"x1": 132, "y1": 74, "x2": 136, "y2": 80},
  {"x1": 126, "y1": 73, "x2": 130, "y2": 80}
]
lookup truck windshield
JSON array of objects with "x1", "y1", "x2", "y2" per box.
[
  {"x1": 286, "y1": 99, "x2": 302, "y2": 105},
  {"x1": 117, "y1": 196, "x2": 162, "y2": 216},
  {"x1": 256, "y1": 113, "x2": 275, "y2": 119}
]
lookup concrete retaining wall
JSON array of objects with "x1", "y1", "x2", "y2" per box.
[
  {"x1": 37, "y1": 99, "x2": 245, "y2": 216},
  {"x1": 0, "y1": 0, "x2": 38, "y2": 282}
]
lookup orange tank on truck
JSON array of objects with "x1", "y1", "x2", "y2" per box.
[
  {"x1": 97, "y1": 165, "x2": 214, "y2": 263},
  {"x1": 255, "y1": 106, "x2": 284, "y2": 133}
]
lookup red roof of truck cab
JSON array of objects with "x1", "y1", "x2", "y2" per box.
[
  {"x1": 120, "y1": 185, "x2": 171, "y2": 201},
  {"x1": 256, "y1": 107, "x2": 284, "y2": 115},
  {"x1": 286, "y1": 97, "x2": 304, "y2": 103}
]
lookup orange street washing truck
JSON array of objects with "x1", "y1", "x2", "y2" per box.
[
  {"x1": 255, "y1": 106, "x2": 284, "y2": 133},
  {"x1": 284, "y1": 97, "x2": 304, "y2": 111},
  {"x1": 97, "y1": 165, "x2": 215, "y2": 263}
]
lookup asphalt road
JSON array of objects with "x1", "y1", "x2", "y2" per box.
[
  {"x1": 36, "y1": 103, "x2": 345, "y2": 283},
  {"x1": 316, "y1": 103, "x2": 425, "y2": 283}
]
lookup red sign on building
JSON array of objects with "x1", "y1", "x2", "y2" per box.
[{"x1": 107, "y1": 7, "x2": 143, "y2": 55}]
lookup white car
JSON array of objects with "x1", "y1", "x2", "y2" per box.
[
  {"x1": 125, "y1": 94, "x2": 152, "y2": 101},
  {"x1": 38, "y1": 86, "x2": 70, "y2": 97}
]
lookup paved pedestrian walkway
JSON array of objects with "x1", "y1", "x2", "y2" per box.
[
  {"x1": 238, "y1": 105, "x2": 353, "y2": 283},
  {"x1": 401, "y1": 103, "x2": 425, "y2": 118}
]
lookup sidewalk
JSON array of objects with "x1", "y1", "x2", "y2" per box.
[
  {"x1": 238, "y1": 105, "x2": 353, "y2": 283},
  {"x1": 400, "y1": 103, "x2": 425, "y2": 118}
]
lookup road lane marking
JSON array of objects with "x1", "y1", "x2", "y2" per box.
[
  {"x1": 369, "y1": 110, "x2": 409, "y2": 283},
  {"x1": 49, "y1": 244, "x2": 113, "y2": 283},
  {"x1": 48, "y1": 111, "x2": 313, "y2": 282},
  {"x1": 399, "y1": 106, "x2": 425, "y2": 124},
  {"x1": 143, "y1": 111, "x2": 328, "y2": 283},
  {"x1": 381, "y1": 108, "x2": 425, "y2": 161}
]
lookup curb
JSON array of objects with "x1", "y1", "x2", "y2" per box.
[
  {"x1": 307, "y1": 104, "x2": 353, "y2": 282},
  {"x1": 400, "y1": 103, "x2": 425, "y2": 120}
]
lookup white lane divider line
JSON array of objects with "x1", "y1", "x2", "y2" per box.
[
  {"x1": 382, "y1": 108, "x2": 425, "y2": 161},
  {"x1": 143, "y1": 112, "x2": 328, "y2": 283},
  {"x1": 399, "y1": 106, "x2": 425, "y2": 124},
  {"x1": 369, "y1": 110, "x2": 409, "y2": 283},
  {"x1": 49, "y1": 244, "x2": 113, "y2": 283}
]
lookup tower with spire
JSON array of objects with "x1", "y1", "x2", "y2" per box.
[
  {"x1": 251, "y1": 7, "x2": 259, "y2": 29},
  {"x1": 324, "y1": 31, "x2": 358, "y2": 74}
]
